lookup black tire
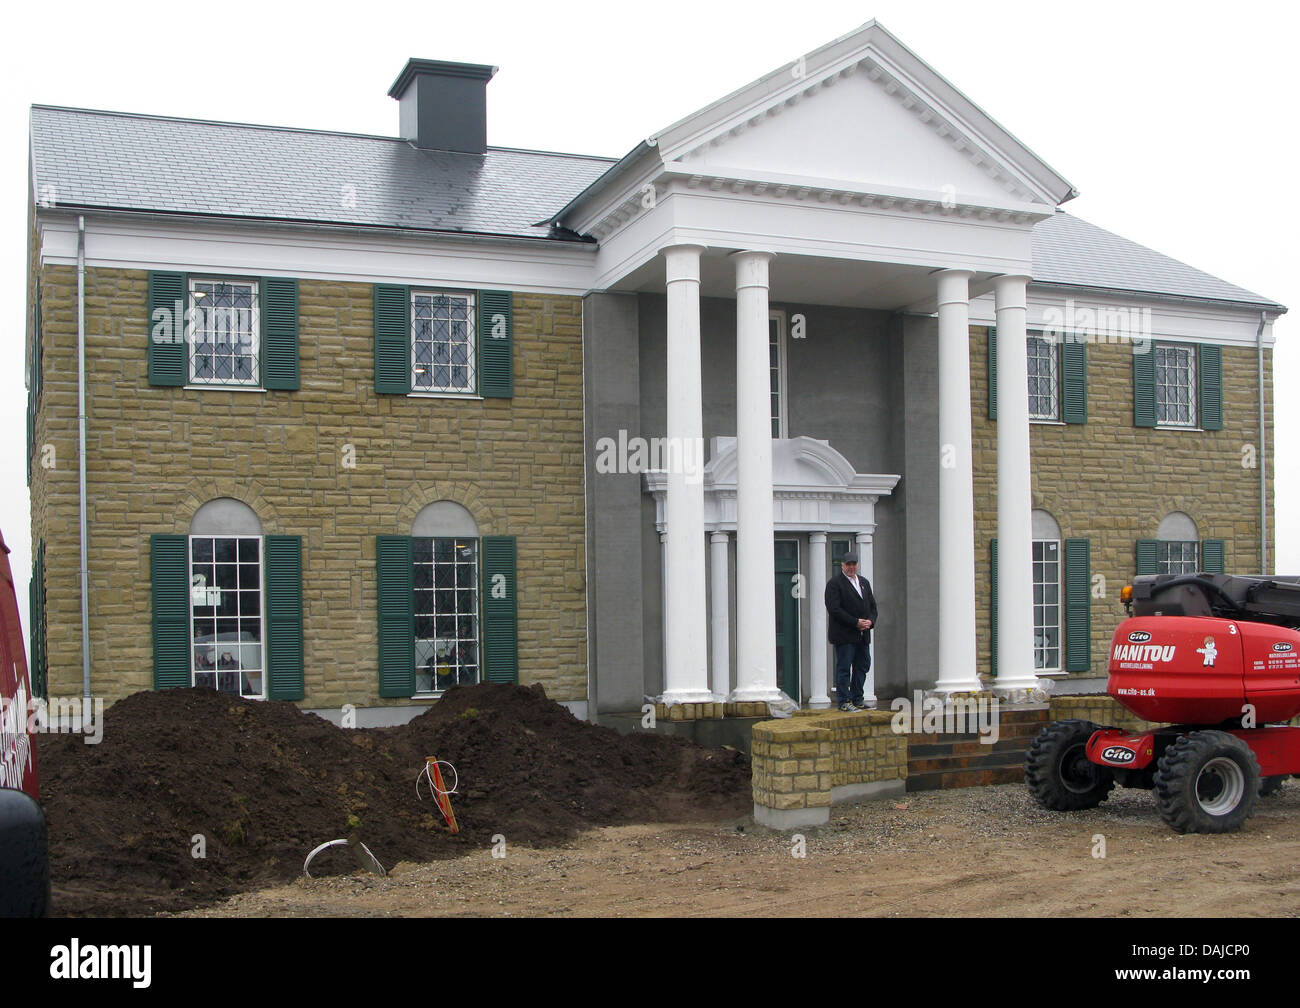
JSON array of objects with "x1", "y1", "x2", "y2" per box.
[
  {"x1": 1259, "y1": 775, "x2": 1285, "y2": 797},
  {"x1": 1026, "y1": 719, "x2": 1115, "y2": 811},
  {"x1": 1154, "y1": 730, "x2": 1260, "y2": 834}
]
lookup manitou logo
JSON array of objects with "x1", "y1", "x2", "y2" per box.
[
  {"x1": 1127, "y1": 631, "x2": 1152, "y2": 643},
  {"x1": 1112, "y1": 644, "x2": 1177, "y2": 662},
  {"x1": 1101, "y1": 746, "x2": 1137, "y2": 764},
  {"x1": 1273, "y1": 642, "x2": 1293, "y2": 653}
]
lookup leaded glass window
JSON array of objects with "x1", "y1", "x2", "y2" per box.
[
  {"x1": 1027, "y1": 335, "x2": 1058, "y2": 420},
  {"x1": 189, "y1": 279, "x2": 259, "y2": 385},
  {"x1": 412, "y1": 291, "x2": 476, "y2": 393},
  {"x1": 1155, "y1": 344, "x2": 1196, "y2": 426}
]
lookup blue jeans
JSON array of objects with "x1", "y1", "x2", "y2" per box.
[{"x1": 834, "y1": 640, "x2": 870, "y2": 707}]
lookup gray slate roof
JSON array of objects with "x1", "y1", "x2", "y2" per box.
[
  {"x1": 30, "y1": 105, "x2": 615, "y2": 241},
  {"x1": 30, "y1": 105, "x2": 1284, "y2": 312},
  {"x1": 1032, "y1": 210, "x2": 1283, "y2": 311}
]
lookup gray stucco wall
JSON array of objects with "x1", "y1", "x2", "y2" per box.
[{"x1": 582, "y1": 293, "x2": 646, "y2": 713}]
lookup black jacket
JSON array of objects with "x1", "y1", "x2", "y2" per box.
[{"x1": 825, "y1": 572, "x2": 878, "y2": 646}]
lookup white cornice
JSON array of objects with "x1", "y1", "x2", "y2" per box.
[
  {"x1": 37, "y1": 213, "x2": 597, "y2": 295},
  {"x1": 586, "y1": 166, "x2": 1051, "y2": 244}
]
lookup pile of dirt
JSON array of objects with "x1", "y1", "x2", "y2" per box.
[{"x1": 37, "y1": 684, "x2": 750, "y2": 916}]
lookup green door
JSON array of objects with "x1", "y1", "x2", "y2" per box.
[{"x1": 774, "y1": 539, "x2": 800, "y2": 701}]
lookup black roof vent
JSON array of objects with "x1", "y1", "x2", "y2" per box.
[{"x1": 388, "y1": 59, "x2": 497, "y2": 154}]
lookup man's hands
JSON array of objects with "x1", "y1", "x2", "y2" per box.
[{"x1": 857, "y1": 618, "x2": 873, "y2": 630}]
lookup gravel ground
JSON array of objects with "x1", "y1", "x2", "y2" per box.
[{"x1": 174, "y1": 781, "x2": 1300, "y2": 917}]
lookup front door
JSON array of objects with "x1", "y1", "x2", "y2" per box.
[{"x1": 774, "y1": 539, "x2": 800, "y2": 701}]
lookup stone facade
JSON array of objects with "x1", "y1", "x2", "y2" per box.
[
  {"x1": 971, "y1": 326, "x2": 1274, "y2": 683},
  {"x1": 29, "y1": 263, "x2": 588, "y2": 708}
]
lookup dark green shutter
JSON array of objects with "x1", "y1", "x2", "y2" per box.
[
  {"x1": 148, "y1": 271, "x2": 188, "y2": 387},
  {"x1": 261, "y1": 278, "x2": 300, "y2": 391},
  {"x1": 987, "y1": 327, "x2": 997, "y2": 420},
  {"x1": 478, "y1": 291, "x2": 514, "y2": 398},
  {"x1": 1201, "y1": 539, "x2": 1225, "y2": 575},
  {"x1": 374, "y1": 285, "x2": 411, "y2": 394},
  {"x1": 264, "y1": 536, "x2": 304, "y2": 700},
  {"x1": 151, "y1": 534, "x2": 190, "y2": 689},
  {"x1": 989, "y1": 538, "x2": 998, "y2": 678},
  {"x1": 1135, "y1": 539, "x2": 1158, "y2": 576},
  {"x1": 1064, "y1": 538, "x2": 1091, "y2": 672},
  {"x1": 28, "y1": 541, "x2": 46, "y2": 701},
  {"x1": 376, "y1": 535, "x2": 415, "y2": 697},
  {"x1": 1062, "y1": 339, "x2": 1087, "y2": 424},
  {"x1": 481, "y1": 535, "x2": 518, "y2": 683},
  {"x1": 1199, "y1": 343, "x2": 1223, "y2": 431},
  {"x1": 1133, "y1": 345, "x2": 1156, "y2": 427}
]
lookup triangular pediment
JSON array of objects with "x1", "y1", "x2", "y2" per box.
[{"x1": 649, "y1": 21, "x2": 1073, "y2": 211}]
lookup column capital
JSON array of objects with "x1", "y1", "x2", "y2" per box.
[
  {"x1": 710, "y1": 530, "x2": 730, "y2": 543},
  {"x1": 661, "y1": 244, "x2": 705, "y2": 283},
  {"x1": 993, "y1": 274, "x2": 1030, "y2": 308},
  {"x1": 731, "y1": 249, "x2": 774, "y2": 289},
  {"x1": 935, "y1": 269, "x2": 973, "y2": 307},
  {"x1": 809, "y1": 530, "x2": 828, "y2": 544}
]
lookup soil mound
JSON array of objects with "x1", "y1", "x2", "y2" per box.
[{"x1": 38, "y1": 684, "x2": 750, "y2": 916}]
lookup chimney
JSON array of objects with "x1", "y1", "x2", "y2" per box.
[{"x1": 388, "y1": 58, "x2": 497, "y2": 154}]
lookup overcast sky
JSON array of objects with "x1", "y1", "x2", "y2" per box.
[{"x1": 2, "y1": 0, "x2": 1295, "y2": 638}]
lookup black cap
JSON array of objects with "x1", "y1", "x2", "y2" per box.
[{"x1": 841, "y1": 552, "x2": 859, "y2": 564}]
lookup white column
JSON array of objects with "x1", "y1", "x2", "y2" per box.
[
  {"x1": 856, "y1": 531, "x2": 878, "y2": 709},
  {"x1": 808, "y1": 531, "x2": 830, "y2": 709},
  {"x1": 730, "y1": 250, "x2": 782, "y2": 703},
  {"x1": 993, "y1": 274, "x2": 1041, "y2": 698},
  {"x1": 661, "y1": 245, "x2": 712, "y2": 703},
  {"x1": 710, "y1": 531, "x2": 731, "y2": 700},
  {"x1": 660, "y1": 530, "x2": 669, "y2": 698},
  {"x1": 933, "y1": 269, "x2": 983, "y2": 696}
]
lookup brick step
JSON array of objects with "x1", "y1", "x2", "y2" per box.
[
  {"x1": 907, "y1": 765, "x2": 1025, "y2": 791},
  {"x1": 915, "y1": 733, "x2": 1045, "y2": 759},
  {"x1": 908, "y1": 750, "x2": 1031, "y2": 774},
  {"x1": 907, "y1": 729, "x2": 1042, "y2": 750}
]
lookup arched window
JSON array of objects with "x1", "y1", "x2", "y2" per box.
[
  {"x1": 188, "y1": 499, "x2": 265, "y2": 698},
  {"x1": 375, "y1": 502, "x2": 518, "y2": 698},
  {"x1": 412, "y1": 503, "x2": 480, "y2": 694},
  {"x1": 1032, "y1": 509, "x2": 1062, "y2": 672},
  {"x1": 1156, "y1": 512, "x2": 1198, "y2": 575}
]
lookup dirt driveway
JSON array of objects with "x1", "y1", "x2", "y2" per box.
[{"x1": 177, "y1": 781, "x2": 1300, "y2": 917}]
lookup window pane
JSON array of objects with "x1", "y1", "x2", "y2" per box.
[{"x1": 411, "y1": 292, "x2": 476, "y2": 393}]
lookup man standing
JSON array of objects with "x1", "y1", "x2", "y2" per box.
[{"x1": 824, "y1": 552, "x2": 876, "y2": 712}]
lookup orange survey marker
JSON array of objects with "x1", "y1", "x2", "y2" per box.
[{"x1": 422, "y1": 756, "x2": 460, "y2": 834}]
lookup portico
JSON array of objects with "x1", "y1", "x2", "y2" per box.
[{"x1": 565, "y1": 21, "x2": 1078, "y2": 712}]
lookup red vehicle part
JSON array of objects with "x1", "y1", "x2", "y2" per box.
[
  {"x1": 1087, "y1": 728, "x2": 1157, "y2": 770},
  {"x1": 1107, "y1": 615, "x2": 1300, "y2": 725},
  {"x1": 1089, "y1": 724, "x2": 1300, "y2": 776},
  {"x1": 0, "y1": 530, "x2": 38, "y2": 801}
]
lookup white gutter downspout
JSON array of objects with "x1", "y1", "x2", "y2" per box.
[
  {"x1": 1258, "y1": 311, "x2": 1268, "y2": 574},
  {"x1": 77, "y1": 215, "x2": 90, "y2": 700}
]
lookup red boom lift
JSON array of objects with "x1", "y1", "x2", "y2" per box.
[{"x1": 1027, "y1": 573, "x2": 1300, "y2": 833}]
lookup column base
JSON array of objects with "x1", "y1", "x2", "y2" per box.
[
  {"x1": 807, "y1": 696, "x2": 832, "y2": 710},
  {"x1": 661, "y1": 688, "x2": 719, "y2": 705},
  {"x1": 991, "y1": 676, "x2": 1052, "y2": 704},
  {"x1": 929, "y1": 678, "x2": 984, "y2": 698},
  {"x1": 727, "y1": 686, "x2": 786, "y2": 704}
]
